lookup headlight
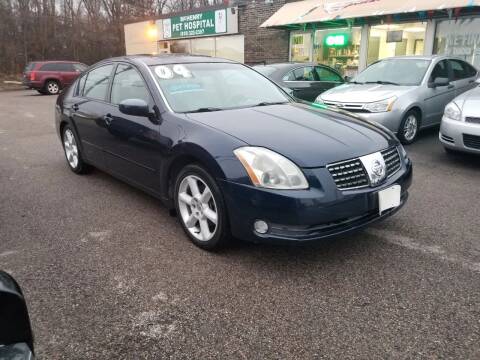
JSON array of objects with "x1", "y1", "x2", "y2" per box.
[
  {"x1": 364, "y1": 96, "x2": 397, "y2": 113},
  {"x1": 444, "y1": 101, "x2": 461, "y2": 121},
  {"x1": 234, "y1": 147, "x2": 309, "y2": 190}
]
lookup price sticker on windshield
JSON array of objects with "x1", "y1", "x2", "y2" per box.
[{"x1": 155, "y1": 65, "x2": 192, "y2": 79}]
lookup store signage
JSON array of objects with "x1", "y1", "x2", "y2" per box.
[
  {"x1": 325, "y1": 34, "x2": 348, "y2": 47},
  {"x1": 162, "y1": 9, "x2": 227, "y2": 39}
]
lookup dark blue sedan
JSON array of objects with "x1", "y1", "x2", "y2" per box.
[{"x1": 55, "y1": 55, "x2": 412, "y2": 250}]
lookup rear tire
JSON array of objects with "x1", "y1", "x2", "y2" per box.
[
  {"x1": 61, "y1": 125, "x2": 92, "y2": 174},
  {"x1": 174, "y1": 164, "x2": 230, "y2": 250},
  {"x1": 45, "y1": 80, "x2": 60, "y2": 95},
  {"x1": 398, "y1": 110, "x2": 421, "y2": 144}
]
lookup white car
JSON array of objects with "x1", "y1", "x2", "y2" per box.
[{"x1": 440, "y1": 79, "x2": 480, "y2": 154}]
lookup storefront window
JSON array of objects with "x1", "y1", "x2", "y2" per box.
[
  {"x1": 170, "y1": 39, "x2": 191, "y2": 54},
  {"x1": 367, "y1": 23, "x2": 427, "y2": 65},
  {"x1": 313, "y1": 27, "x2": 361, "y2": 77},
  {"x1": 191, "y1": 37, "x2": 215, "y2": 57},
  {"x1": 290, "y1": 32, "x2": 312, "y2": 62},
  {"x1": 216, "y1": 35, "x2": 244, "y2": 63},
  {"x1": 434, "y1": 18, "x2": 480, "y2": 69}
]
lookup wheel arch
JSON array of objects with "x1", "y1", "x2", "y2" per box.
[{"x1": 161, "y1": 142, "x2": 228, "y2": 205}]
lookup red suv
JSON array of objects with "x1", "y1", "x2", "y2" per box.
[{"x1": 22, "y1": 61, "x2": 88, "y2": 95}]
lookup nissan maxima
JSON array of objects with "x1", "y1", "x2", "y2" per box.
[{"x1": 55, "y1": 55, "x2": 412, "y2": 250}]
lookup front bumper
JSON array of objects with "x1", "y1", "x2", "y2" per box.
[
  {"x1": 358, "y1": 110, "x2": 403, "y2": 134},
  {"x1": 220, "y1": 158, "x2": 412, "y2": 243},
  {"x1": 440, "y1": 116, "x2": 480, "y2": 154}
]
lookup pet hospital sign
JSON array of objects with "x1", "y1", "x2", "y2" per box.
[{"x1": 162, "y1": 9, "x2": 227, "y2": 39}]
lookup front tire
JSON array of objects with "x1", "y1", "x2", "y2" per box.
[
  {"x1": 45, "y1": 80, "x2": 60, "y2": 95},
  {"x1": 398, "y1": 110, "x2": 420, "y2": 144},
  {"x1": 62, "y1": 125, "x2": 92, "y2": 174},
  {"x1": 174, "y1": 164, "x2": 230, "y2": 250}
]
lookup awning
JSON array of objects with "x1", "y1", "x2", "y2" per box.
[{"x1": 261, "y1": 0, "x2": 480, "y2": 27}]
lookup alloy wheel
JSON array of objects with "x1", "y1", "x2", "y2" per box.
[
  {"x1": 177, "y1": 175, "x2": 218, "y2": 242},
  {"x1": 403, "y1": 114, "x2": 418, "y2": 142},
  {"x1": 63, "y1": 129, "x2": 79, "y2": 169},
  {"x1": 47, "y1": 82, "x2": 59, "y2": 94}
]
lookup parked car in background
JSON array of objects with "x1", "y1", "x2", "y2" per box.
[
  {"x1": 55, "y1": 55, "x2": 411, "y2": 250},
  {"x1": 23, "y1": 61, "x2": 88, "y2": 95},
  {"x1": 316, "y1": 56, "x2": 479, "y2": 144},
  {"x1": 253, "y1": 63, "x2": 344, "y2": 102},
  {"x1": 440, "y1": 78, "x2": 480, "y2": 154}
]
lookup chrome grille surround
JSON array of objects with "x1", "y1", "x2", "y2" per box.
[{"x1": 327, "y1": 147, "x2": 402, "y2": 190}]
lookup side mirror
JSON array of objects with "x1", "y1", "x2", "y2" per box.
[
  {"x1": 430, "y1": 77, "x2": 450, "y2": 88},
  {"x1": 119, "y1": 98, "x2": 151, "y2": 117},
  {"x1": 0, "y1": 271, "x2": 34, "y2": 358}
]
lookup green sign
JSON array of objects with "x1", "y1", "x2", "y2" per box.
[
  {"x1": 325, "y1": 34, "x2": 348, "y2": 47},
  {"x1": 163, "y1": 9, "x2": 227, "y2": 39}
]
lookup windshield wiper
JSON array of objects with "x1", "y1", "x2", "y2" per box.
[
  {"x1": 184, "y1": 107, "x2": 222, "y2": 113},
  {"x1": 253, "y1": 101, "x2": 289, "y2": 107},
  {"x1": 365, "y1": 80, "x2": 400, "y2": 85}
]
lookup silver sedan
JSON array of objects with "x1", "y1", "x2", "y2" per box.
[
  {"x1": 317, "y1": 55, "x2": 478, "y2": 144},
  {"x1": 440, "y1": 80, "x2": 480, "y2": 154}
]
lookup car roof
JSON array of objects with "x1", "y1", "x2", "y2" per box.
[
  {"x1": 378, "y1": 55, "x2": 450, "y2": 61},
  {"x1": 34, "y1": 60, "x2": 83, "y2": 64},
  {"x1": 100, "y1": 54, "x2": 236, "y2": 67},
  {"x1": 254, "y1": 62, "x2": 317, "y2": 69}
]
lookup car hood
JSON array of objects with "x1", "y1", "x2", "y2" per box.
[
  {"x1": 321, "y1": 83, "x2": 415, "y2": 103},
  {"x1": 186, "y1": 103, "x2": 397, "y2": 168},
  {"x1": 454, "y1": 85, "x2": 480, "y2": 117}
]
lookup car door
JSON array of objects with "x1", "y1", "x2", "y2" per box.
[
  {"x1": 449, "y1": 59, "x2": 478, "y2": 97},
  {"x1": 282, "y1": 66, "x2": 319, "y2": 102},
  {"x1": 60, "y1": 63, "x2": 81, "y2": 86},
  {"x1": 313, "y1": 66, "x2": 344, "y2": 94},
  {"x1": 423, "y1": 59, "x2": 456, "y2": 126},
  {"x1": 101, "y1": 63, "x2": 161, "y2": 192},
  {"x1": 71, "y1": 64, "x2": 115, "y2": 168}
]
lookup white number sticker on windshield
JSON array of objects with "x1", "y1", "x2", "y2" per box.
[
  {"x1": 155, "y1": 66, "x2": 174, "y2": 79},
  {"x1": 173, "y1": 64, "x2": 192, "y2": 78}
]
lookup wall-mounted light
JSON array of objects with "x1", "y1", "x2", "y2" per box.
[{"x1": 147, "y1": 25, "x2": 157, "y2": 39}]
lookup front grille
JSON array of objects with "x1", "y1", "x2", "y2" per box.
[
  {"x1": 465, "y1": 117, "x2": 480, "y2": 124},
  {"x1": 463, "y1": 134, "x2": 480, "y2": 149},
  {"x1": 323, "y1": 101, "x2": 367, "y2": 113},
  {"x1": 381, "y1": 147, "x2": 401, "y2": 178},
  {"x1": 441, "y1": 133, "x2": 454, "y2": 143},
  {"x1": 327, "y1": 147, "x2": 402, "y2": 190},
  {"x1": 326, "y1": 158, "x2": 369, "y2": 190}
]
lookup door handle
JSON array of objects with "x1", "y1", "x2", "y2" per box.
[
  {"x1": 72, "y1": 103, "x2": 79, "y2": 111},
  {"x1": 104, "y1": 114, "x2": 113, "y2": 126}
]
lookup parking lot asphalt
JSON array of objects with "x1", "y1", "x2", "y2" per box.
[{"x1": 0, "y1": 90, "x2": 479, "y2": 359}]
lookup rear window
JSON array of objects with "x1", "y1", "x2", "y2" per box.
[
  {"x1": 24, "y1": 62, "x2": 36, "y2": 72},
  {"x1": 253, "y1": 66, "x2": 277, "y2": 77}
]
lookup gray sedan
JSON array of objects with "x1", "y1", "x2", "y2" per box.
[
  {"x1": 254, "y1": 63, "x2": 344, "y2": 102},
  {"x1": 440, "y1": 79, "x2": 480, "y2": 154},
  {"x1": 316, "y1": 56, "x2": 478, "y2": 144}
]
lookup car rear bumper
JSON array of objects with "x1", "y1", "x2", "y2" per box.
[
  {"x1": 440, "y1": 116, "x2": 480, "y2": 154},
  {"x1": 220, "y1": 158, "x2": 412, "y2": 243}
]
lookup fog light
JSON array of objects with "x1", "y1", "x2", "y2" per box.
[{"x1": 254, "y1": 220, "x2": 269, "y2": 234}]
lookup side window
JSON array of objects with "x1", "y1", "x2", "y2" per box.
[
  {"x1": 430, "y1": 60, "x2": 449, "y2": 82},
  {"x1": 290, "y1": 66, "x2": 316, "y2": 81},
  {"x1": 450, "y1": 60, "x2": 472, "y2": 80},
  {"x1": 83, "y1": 64, "x2": 113, "y2": 101},
  {"x1": 76, "y1": 74, "x2": 87, "y2": 97},
  {"x1": 110, "y1": 64, "x2": 151, "y2": 105},
  {"x1": 282, "y1": 71, "x2": 295, "y2": 81},
  {"x1": 39, "y1": 63, "x2": 60, "y2": 71},
  {"x1": 315, "y1": 66, "x2": 342, "y2": 82}
]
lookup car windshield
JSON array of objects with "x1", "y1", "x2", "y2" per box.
[
  {"x1": 24, "y1": 62, "x2": 36, "y2": 72},
  {"x1": 354, "y1": 59, "x2": 431, "y2": 86},
  {"x1": 150, "y1": 62, "x2": 289, "y2": 113}
]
